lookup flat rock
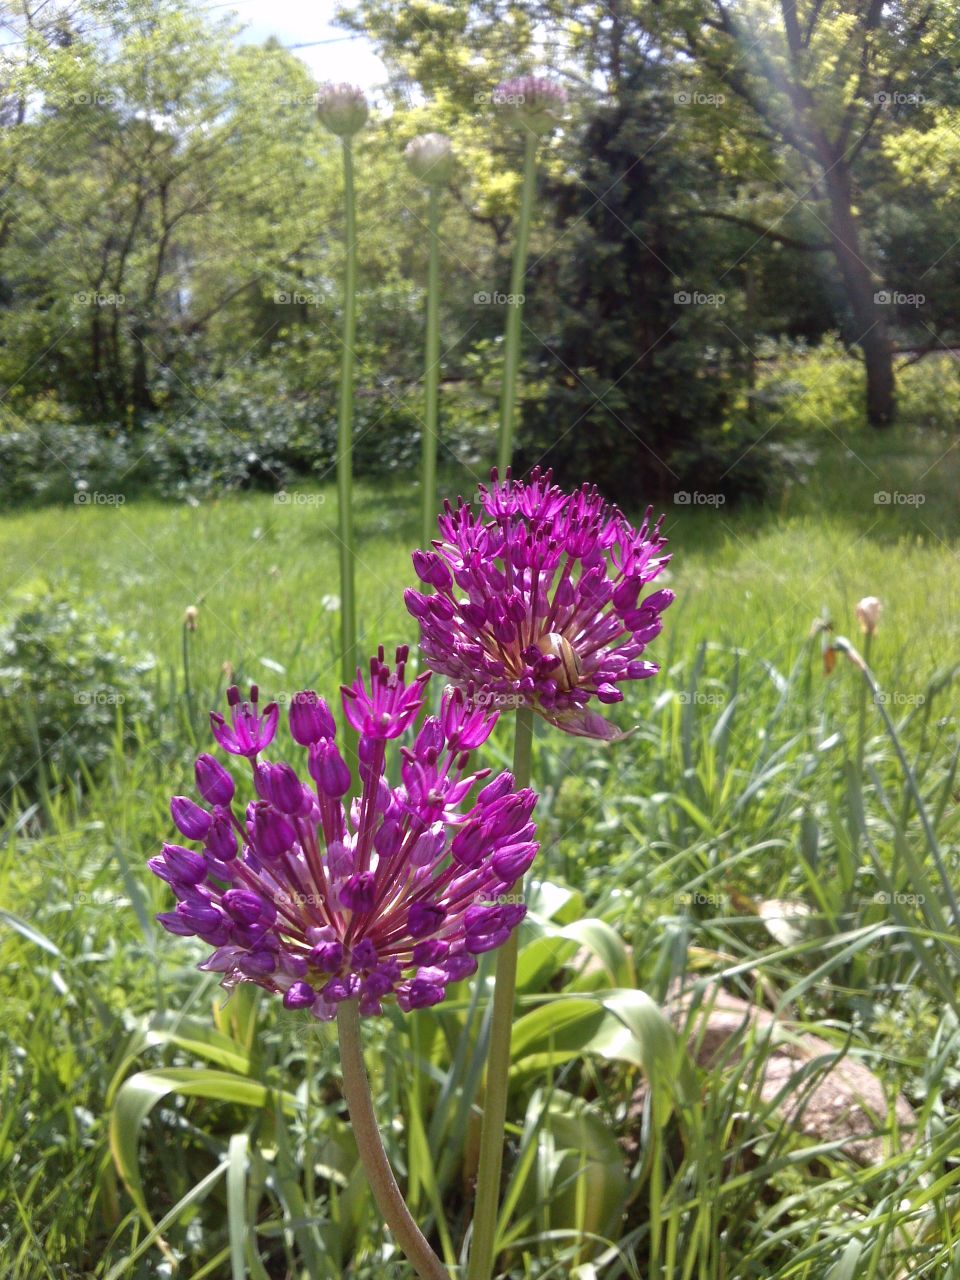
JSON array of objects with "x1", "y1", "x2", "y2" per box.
[{"x1": 667, "y1": 987, "x2": 916, "y2": 1165}]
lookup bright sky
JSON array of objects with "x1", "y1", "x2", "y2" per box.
[{"x1": 228, "y1": 0, "x2": 387, "y2": 89}]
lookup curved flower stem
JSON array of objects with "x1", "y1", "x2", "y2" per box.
[
  {"x1": 421, "y1": 184, "x2": 442, "y2": 550},
  {"x1": 337, "y1": 999, "x2": 450, "y2": 1280},
  {"x1": 467, "y1": 705, "x2": 535, "y2": 1280},
  {"x1": 337, "y1": 137, "x2": 358, "y2": 691},
  {"x1": 497, "y1": 132, "x2": 538, "y2": 476}
]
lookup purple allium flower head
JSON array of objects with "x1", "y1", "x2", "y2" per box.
[
  {"x1": 150, "y1": 650, "x2": 538, "y2": 1020},
  {"x1": 405, "y1": 468, "x2": 674, "y2": 741},
  {"x1": 493, "y1": 76, "x2": 568, "y2": 135},
  {"x1": 210, "y1": 685, "x2": 279, "y2": 758}
]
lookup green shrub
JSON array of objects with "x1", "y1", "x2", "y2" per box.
[{"x1": 0, "y1": 583, "x2": 157, "y2": 802}]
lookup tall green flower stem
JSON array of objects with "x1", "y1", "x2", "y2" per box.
[
  {"x1": 855, "y1": 629, "x2": 873, "y2": 774},
  {"x1": 336, "y1": 136, "x2": 358, "y2": 691},
  {"x1": 467, "y1": 704, "x2": 535, "y2": 1280},
  {"x1": 337, "y1": 1000, "x2": 450, "y2": 1280},
  {"x1": 421, "y1": 184, "x2": 442, "y2": 549},
  {"x1": 497, "y1": 132, "x2": 538, "y2": 476}
]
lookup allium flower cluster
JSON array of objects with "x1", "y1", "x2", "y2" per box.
[
  {"x1": 493, "y1": 76, "x2": 567, "y2": 135},
  {"x1": 317, "y1": 82, "x2": 368, "y2": 137},
  {"x1": 150, "y1": 649, "x2": 537, "y2": 1019},
  {"x1": 405, "y1": 132, "x2": 456, "y2": 187},
  {"x1": 406, "y1": 469, "x2": 674, "y2": 740}
]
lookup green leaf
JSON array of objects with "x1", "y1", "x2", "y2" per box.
[
  {"x1": 109, "y1": 1067, "x2": 298, "y2": 1237},
  {"x1": 561, "y1": 918, "x2": 635, "y2": 988}
]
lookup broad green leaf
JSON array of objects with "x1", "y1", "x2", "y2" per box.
[
  {"x1": 561, "y1": 918, "x2": 635, "y2": 987},
  {"x1": 109, "y1": 1067, "x2": 299, "y2": 1235}
]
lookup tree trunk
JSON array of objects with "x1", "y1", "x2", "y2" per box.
[{"x1": 819, "y1": 158, "x2": 895, "y2": 427}]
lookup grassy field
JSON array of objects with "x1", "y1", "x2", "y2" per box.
[{"x1": 2, "y1": 427, "x2": 959, "y2": 1278}]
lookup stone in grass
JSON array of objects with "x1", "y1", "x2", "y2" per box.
[{"x1": 668, "y1": 985, "x2": 916, "y2": 1165}]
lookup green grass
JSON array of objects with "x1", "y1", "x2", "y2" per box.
[{"x1": 1, "y1": 429, "x2": 959, "y2": 1278}]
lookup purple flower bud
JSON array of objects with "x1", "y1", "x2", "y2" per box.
[
  {"x1": 289, "y1": 690, "x2": 336, "y2": 745},
  {"x1": 250, "y1": 802, "x2": 297, "y2": 860},
  {"x1": 412, "y1": 550, "x2": 453, "y2": 591},
  {"x1": 477, "y1": 772, "x2": 515, "y2": 806},
  {"x1": 340, "y1": 871, "x2": 376, "y2": 913},
  {"x1": 321, "y1": 973, "x2": 361, "y2": 1003},
  {"x1": 442, "y1": 950, "x2": 479, "y2": 982},
  {"x1": 308, "y1": 739, "x2": 351, "y2": 798},
  {"x1": 205, "y1": 809, "x2": 238, "y2": 861},
  {"x1": 492, "y1": 842, "x2": 538, "y2": 883},
  {"x1": 351, "y1": 938, "x2": 378, "y2": 969},
  {"x1": 408, "y1": 902, "x2": 445, "y2": 938},
  {"x1": 258, "y1": 761, "x2": 309, "y2": 814},
  {"x1": 239, "y1": 949, "x2": 278, "y2": 977},
  {"x1": 222, "y1": 889, "x2": 269, "y2": 925},
  {"x1": 171, "y1": 795, "x2": 212, "y2": 841},
  {"x1": 410, "y1": 823, "x2": 446, "y2": 867},
  {"x1": 400, "y1": 969, "x2": 447, "y2": 1010},
  {"x1": 161, "y1": 842, "x2": 208, "y2": 885},
  {"x1": 310, "y1": 941, "x2": 345, "y2": 972},
  {"x1": 450, "y1": 820, "x2": 487, "y2": 868},
  {"x1": 283, "y1": 980, "x2": 316, "y2": 1009},
  {"x1": 194, "y1": 753, "x2": 235, "y2": 806},
  {"x1": 374, "y1": 819, "x2": 402, "y2": 859},
  {"x1": 176, "y1": 900, "x2": 223, "y2": 935},
  {"x1": 412, "y1": 939, "x2": 449, "y2": 965},
  {"x1": 156, "y1": 910, "x2": 199, "y2": 936}
]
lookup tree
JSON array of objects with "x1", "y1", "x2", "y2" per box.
[{"x1": 658, "y1": 0, "x2": 959, "y2": 426}]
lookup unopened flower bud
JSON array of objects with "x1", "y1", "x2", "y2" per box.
[
  {"x1": 183, "y1": 605, "x2": 199, "y2": 631},
  {"x1": 493, "y1": 76, "x2": 567, "y2": 135},
  {"x1": 195, "y1": 753, "x2": 234, "y2": 807},
  {"x1": 855, "y1": 596, "x2": 882, "y2": 636},
  {"x1": 404, "y1": 132, "x2": 455, "y2": 186},
  {"x1": 317, "y1": 83, "x2": 368, "y2": 137}
]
